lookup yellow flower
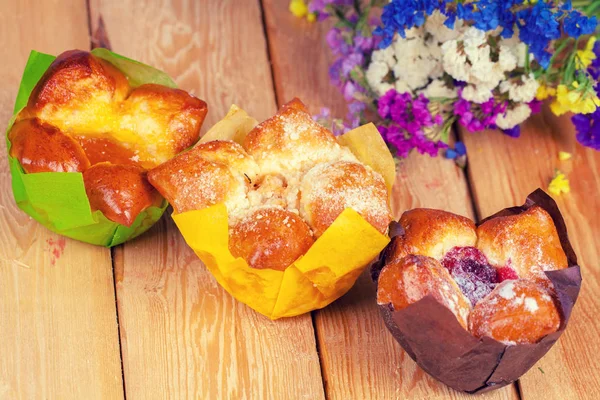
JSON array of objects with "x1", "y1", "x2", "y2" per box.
[
  {"x1": 576, "y1": 37, "x2": 597, "y2": 69},
  {"x1": 548, "y1": 171, "x2": 570, "y2": 196},
  {"x1": 550, "y1": 83, "x2": 600, "y2": 116},
  {"x1": 289, "y1": 0, "x2": 316, "y2": 22},
  {"x1": 289, "y1": 0, "x2": 308, "y2": 18},
  {"x1": 558, "y1": 151, "x2": 572, "y2": 161},
  {"x1": 536, "y1": 83, "x2": 556, "y2": 101}
]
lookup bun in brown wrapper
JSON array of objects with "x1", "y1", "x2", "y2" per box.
[{"x1": 372, "y1": 189, "x2": 582, "y2": 393}]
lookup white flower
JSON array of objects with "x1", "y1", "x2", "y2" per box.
[
  {"x1": 395, "y1": 80, "x2": 412, "y2": 94},
  {"x1": 441, "y1": 40, "x2": 470, "y2": 81},
  {"x1": 371, "y1": 46, "x2": 396, "y2": 68},
  {"x1": 461, "y1": 84, "x2": 493, "y2": 103},
  {"x1": 496, "y1": 104, "x2": 531, "y2": 129},
  {"x1": 420, "y1": 79, "x2": 457, "y2": 98},
  {"x1": 441, "y1": 27, "x2": 517, "y2": 91},
  {"x1": 497, "y1": 46, "x2": 518, "y2": 72},
  {"x1": 392, "y1": 32, "x2": 441, "y2": 90},
  {"x1": 425, "y1": 10, "x2": 464, "y2": 43},
  {"x1": 499, "y1": 73, "x2": 539, "y2": 103},
  {"x1": 366, "y1": 61, "x2": 393, "y2": 96},
  {"x1": 500, "y1": 29, "x2": 534, "y2": 68}
]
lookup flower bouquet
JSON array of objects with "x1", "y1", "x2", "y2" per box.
[{"x1": 295, "y1": 0, "x2": 600, "y2": 159}]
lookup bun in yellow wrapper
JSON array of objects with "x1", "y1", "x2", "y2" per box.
[{"x1": 163, "y1": 102, "x2": 395, "y2": 319}]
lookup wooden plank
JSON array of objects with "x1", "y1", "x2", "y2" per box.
[
  {"x1": 460, "y1": 109, "x2": 600, "y2": 400},
  {"x1": 88, "y1": 0, "x2": 325, "y2": 398},
  {"x1": 261, "y1": 1, "x2": 519, "y2": 399},
  {"x1": 0, "y1": 1, "x2": 124, "y2": 399}
]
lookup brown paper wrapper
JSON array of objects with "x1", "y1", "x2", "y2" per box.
[{"x1": 371, "y1": 189, "x2": 582, "y2": 393}]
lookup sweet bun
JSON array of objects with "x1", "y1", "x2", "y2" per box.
[
  {"x1": 391, "y1": 209, "x2": 477, "y2": 262},
  {"x1": 83, "y1": 163, "x2": 159, "y2": 226},
  {"x1": 243, "y1": 98, "x2": 357, "y2": 175},
  {"x1": 20, "y1": 51, "x2": 207, "y2": 168},
  {"x1": 377, "y1": 255, "x2": 471, "y2": 329},
  {"x1": 377, "y1": 205, "x2": 567, "y2": 345},
  {"x1": 148, "y1": 140, "x2": 258, "y2": 215},
  {"x1": 148, "y1": 98, "x2": 392, "y2": 270},
  {"x1": 9, "y1": 50, "x2": 207, "y2": 227},
  {"x1": 477, "y1": 206, "x2": 568, "y2": 279},
  {"x1": 23, "y1": 50, "x2": 129, "y2": 134},
  {"x1": 469, "y1": 279, "x2": 561, "y2": 344},
  {"x1": 118, "y1": 84, "x2": 208, "y2": 166},
  {"x1": 9, "y1": 118, "x2": 90, "y2": 173},
  {"x1": 75, "y1": 136, "x2": 141, "y2": 167},
  {"x1": 229, "y1": 207, "x2": 314, "y2": 271},
  {"x1": 299, "y1": 161, "x2": 392, "y2": 237}
]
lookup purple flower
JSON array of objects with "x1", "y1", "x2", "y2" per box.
[
  {"x1": 589, "y1": 41, "x2": 600, "y2": 80},
  {"x1": 326, "y1": 28, "x2": 348, "y2": 55},
  {"x1": 572, "y1": 109, "x2": 600, "y2": 150},
  {"x1": 341, "y1": 52, "x2": 364, "y2": 77},
  {"x1": 342, "y1": 81, "x2": 357, "y2": 101},
  {"x1": 528, "y1": 99, "x2": 542, "y2": 114},
  {"x1": 328, "y1": 58, "x2": 344, "y2": 87},
  {"x1": 454, "y1": 89, "x2": 507, "y2": 132},
  {"x1": 377, "y1": 89, "x2": 446, "y2": 157}
]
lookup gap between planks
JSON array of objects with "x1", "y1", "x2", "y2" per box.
[{"x1": 84, "y1": 2, "x2": 127, "y2": 398}]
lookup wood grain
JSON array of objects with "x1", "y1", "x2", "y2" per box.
[
  {"x1": 460, "y1": 109, "x2": 600, "y2": 400},
  {"x1": 261, "y1": 1, "x2": 518, "y2": 399},
  {"x1": 88, "y1": 0, "x2": 325, "y2": 398},
  {"x1": 0, "y1": 1, "x2": 124, "y2": 399}
]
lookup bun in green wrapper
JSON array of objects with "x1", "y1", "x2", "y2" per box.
[{"x1": 5, "y1": 49, "x2": 208, "y2": 246}]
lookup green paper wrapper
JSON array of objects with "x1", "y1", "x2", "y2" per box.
[{"x1": 5, "y1": 49, "x2": 176, "y2": 247}]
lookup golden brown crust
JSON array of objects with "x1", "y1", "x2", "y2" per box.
[
  {"x1": 391, "y1": 208, "x2": 477, "y2": 262},
  {"x1": 229, "y1": 207, "x2": 314, "y2": 271},
  {"x1": 469, "y1": 279, "x2": 560, "y2": 344},
  {"x1": 377, "y1": 255, "x2": 471, "y2": 329},
  {"x1": 119, "y1": 84, "x2": 207, "y2": 166},
  {"x1": 8, "y1": 50, "x2": 208, "y2": 226},
  {"x1": 18, "y1": 51, "x2": 206, "y2": 168},
  {"x1": 243, "y1": 98, "x2": 357, "y2": 175},
  {"x1": 27, "y1": 50, "x2": 129, "y2": 114},
  {"x1": 83, "y1": 163, "x2": 159, "y2": 227},
  {"x1": 477, "y1": 206, "x2": 568, "y2": 278},
  {"x1": 147, "y1": 140, "x2": 257, "y2": 214},
  {"x1": 75, "y1": 136, "x2": 141, "y2": 167},
  {"x1": 299, "y1": 161, "x2": 392, "y2": 237},
  {"x1": 9, "y1": 118, "x2": 90, "y2": 173}
]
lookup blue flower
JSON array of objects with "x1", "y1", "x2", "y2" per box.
[
  {"x1": 376, "y1": 0, "x2": 448, "y2": 48},
  {"x1": 445, "y1": 141, "x2": 467, "y2": 159},
  {"x1": 564, "y1": 13, "x2": 598, "y2": 38},
  {"x1": 572, "y1": 109, "x2": 600, "y2": 150},
  {"x1": 502, "y1": 126, "x2": 521, "y2": 138},
  {"x1": 516, "y1": 2, "x2": 561, "y2": 69}
]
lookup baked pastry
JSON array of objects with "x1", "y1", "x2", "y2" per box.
[
  {"x1": 377, "y1": 255, "x2": 471, "y2": 329},
  {"x1": 148, "y1": 140, "x2": 259, "y2": 215},
  {"x1": 299, "y1": 161, "x2": 390, "y2": 237},
  {"x1": 149, "y1": 98, "x2": 393, "y2": 270},
  {"x1": 377, "y1": 206, "x2": 566, "y2": 344},
  {"x1": 229, "y1": 207, "x2": 314, "y2": 271},
  {"x1": 243, "y1": 98, "x2": 357, "y2": 176},
  {"x1": 8, "y1": 50, "x2": 207, "y2": 226},
  {"x1": 469, "y1": 279, "x2": 561, "y2": 344}
]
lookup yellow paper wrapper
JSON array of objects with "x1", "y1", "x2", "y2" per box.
[{"x1": 172, "y1": 107, "x2": 394, "y2": 319}]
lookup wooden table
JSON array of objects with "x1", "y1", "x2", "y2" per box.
[{"x1": 1, "y1": 1, "x2": 599, "y2": 399}]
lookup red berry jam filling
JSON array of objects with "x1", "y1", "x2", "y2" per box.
[
  {"x1": 442, "y1": 246, "x2": 498, "y2": 306},
  {"x1": 497, "y1": 265, "x2": 519, "y2": 282}
]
